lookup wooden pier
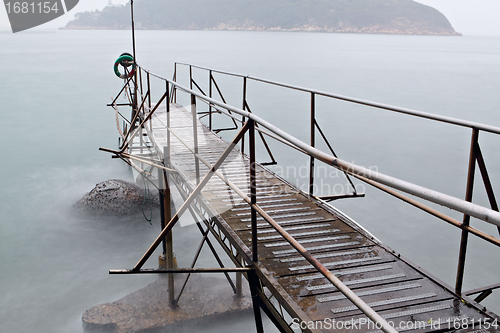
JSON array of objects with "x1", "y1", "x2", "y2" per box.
[{"x1": 102, "y1": 62, "x2": 500, "y2": 333}]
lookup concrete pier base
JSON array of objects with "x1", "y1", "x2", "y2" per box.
[{"x1": 82, "y1": 274, "x2": 252, "y2": 332}]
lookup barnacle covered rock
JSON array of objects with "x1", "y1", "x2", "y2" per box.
[{"x1": 75, "y1": 179, "x2": 159, "y2": 216}]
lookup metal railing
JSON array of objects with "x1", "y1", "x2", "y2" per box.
[
  {"x1": 104, "y1": 62, "x2": 500, "y2": 333},
  {"x1": 173, "y1": 62, "x2": 500, "y2": 297}
]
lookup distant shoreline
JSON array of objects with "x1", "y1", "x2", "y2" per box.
[
  {"x1": 64, "y1": 0, "x2": 461, "y2": 37},
  {"x1": 61, "y1": 26, "x2": 461, "y2": 36}
]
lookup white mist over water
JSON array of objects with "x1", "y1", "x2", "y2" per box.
[{"x1": 1, "y1": 30, "x2": 500, "y2": 332}]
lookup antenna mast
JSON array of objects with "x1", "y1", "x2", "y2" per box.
[
  {"x1": 130, "y1": 0, "x2": 137, "y2": 62},
  {"x1": 130, "y1": 0, "x2": 138, "y2": 122}
]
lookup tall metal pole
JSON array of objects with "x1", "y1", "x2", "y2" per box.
[
  {"x1": 130, "y1": 0, "x2": 138, "y2": 124},
  {"x1": 130, "y1": 0, "x2": 136, "y2": 62}
]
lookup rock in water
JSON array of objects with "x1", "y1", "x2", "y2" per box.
[
  {"x1": 82, "y1": 275, "x2": 252, "y2": 332},
  {"x1": 75, "y1": 179, "x2": 159, "y2": 216}
]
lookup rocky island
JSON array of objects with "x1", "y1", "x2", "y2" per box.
[{"x1": 64, "y1": 0, "x2": 460, "y2": 36}]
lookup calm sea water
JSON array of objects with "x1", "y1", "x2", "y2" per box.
[{"x1": 1, "y1": 30, "x2": 500, "y2": 332}]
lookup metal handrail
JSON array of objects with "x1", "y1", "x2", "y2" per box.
[
  {"x1": 141, "y1": 65, "x2": 500, "y2": 228},
  {"x1": 109, "y1": 64, "x2": 500, "y2": 333},
  {"x1": 128, "y1": 67, "x2": 399, "y2": 332},
  {"x1": 127, "y1": 104, "x2": 398, "y2": 332},
  {"x1": 176, "y1": 62, "x2": 500, "y2": 135}
]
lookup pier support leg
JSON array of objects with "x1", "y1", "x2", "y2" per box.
[
  {"x1": 236, "y1": 272, "x2": 242, "y2": 298},
  {"x1": 158, "y1": 162, "x2": 175, "y2": 307},
  {"x1": 248, "y1": 270, "x2": 265, "y2": 333}
]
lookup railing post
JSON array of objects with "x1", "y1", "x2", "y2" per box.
[
  {"x1": 309, "y1": 92, "x2": 315, "y2": 196},
  {"x1": 191, "y1": 94, "x2": 200, "y2": 184},
  {"x1": 147, "y1": 72, "x2": 152, "y2": 133},
  {"x1": 139, "y1": 67, "x2": 143, "y2": 101},
  {"x1": 242, "y1": 76, "x2": 247, "y2": 111},
  {"x1": 147, "y1": 72, "x2": 151, "y2": 109},
  {"x1": 249, "y1": 118, "x2": 257, "y2": 262},
  {"x1": 173, "y1": 63, "x2": 177, "y2": 103},
  {"x1": 139, "y1": 117, "x2": 144, "y2": 157},
  {"x1": 189, "y1": 65, "x2": 193, "y2": 90},
  {"x1": 248, "y1": 117, "x2": 264, "y2": 332},
  {"x1": 166, "y1": 81, "x2": 170, "y2": 158},
  {"x1": 241, "y1": 77, "x2": 247, "y2": 154},
  {"x1": 131, "y1": 72, "x2": 139, "y2": 131},
  {"x1": 456, "y1": 128, "x2": 479, "y2": 295},
  {"x1": 209, "y1": 70, "x2": 213, "y2": 130}
]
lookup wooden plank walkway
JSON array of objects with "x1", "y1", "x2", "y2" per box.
[{"x1": 133, "y1": 103, "x2": 499, "y2": 332}]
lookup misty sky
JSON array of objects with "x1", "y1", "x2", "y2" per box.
[{"x1": 1, "y1": 0, "x2": 500, "y2": 35}]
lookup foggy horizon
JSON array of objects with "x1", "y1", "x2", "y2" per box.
[{"x1": 1, "y1": 0, "x2": 500, "y2": 36}]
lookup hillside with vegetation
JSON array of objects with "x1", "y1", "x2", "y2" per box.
[{"x1": 65, "y1": 0, "x2": 460, "y2": 35}]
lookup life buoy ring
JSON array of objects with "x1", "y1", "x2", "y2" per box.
[{"x1": 114, "y1": 53, "x2": 136, "y2": 79}]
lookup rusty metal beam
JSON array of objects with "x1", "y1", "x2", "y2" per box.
[
  {"x1": 475, "y1": 142, "x2": 500, "y2": 236},
  {"x1": 191, "y1": 94, "x2": 200, "y2": 184},
  {"x1": 110, "y1": 267, "x2": 253, "y2": 274},
  {"x1": 354, "y1": 174, "x2": 500, "y2": 248},
  {"x1": 465, "y1": 282, "x2": 500, "y2": 296},
  {"x1": 250, "y1": 202, "x2": 398, "y2": 333},
  {"x1": 309, "y1": 92, "x2": 315, "y2": 196},
  {"x1": 175, "y1": 227, "x2": 223, "y2": 303},
  {"x1": 119, "y1": 89, "x2": 152, "y2": 151},
  {"x1": 142, "y1": 73, "x2": 500, "y2": 227},
  {"x1": 98, "y1": 148, "x2": 176, "y2": 173},
  {"x1": 456, "y1": 128, "x2": 479, "y2": 295},
  {"x1": 250, "y1": 119, "x2": 258, "y2": 262},
  {"x1": 174, "y1": 63, "x2": 500, "y2": 135},
  {"x1": 319, "y1": 193, "x2": 366, "y2": 201},
  {"x1": 169, "y1": 142, "x2": 396, "y2": 332},
  {"x1": 248, "y1": 270, "x2": 265, "y2": 333},
  {"x1": 157, "y1": 157, "x2": 175, "y2": 306},
  {"x1": 129, "y1": 121, "x2": 251, "y2": 271},
  {"x1": 315, "y1": 119, "x2": 358, "y2": 193},
  {"x1": 110, "y1": 74, "x2": 135, "y2": 106},
  {"x1": 244, "y1": 101, "x2": 277, "y2": 165},
  {"x1": 209, "y1": 70, "x2": 213, "y2": 130}
]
